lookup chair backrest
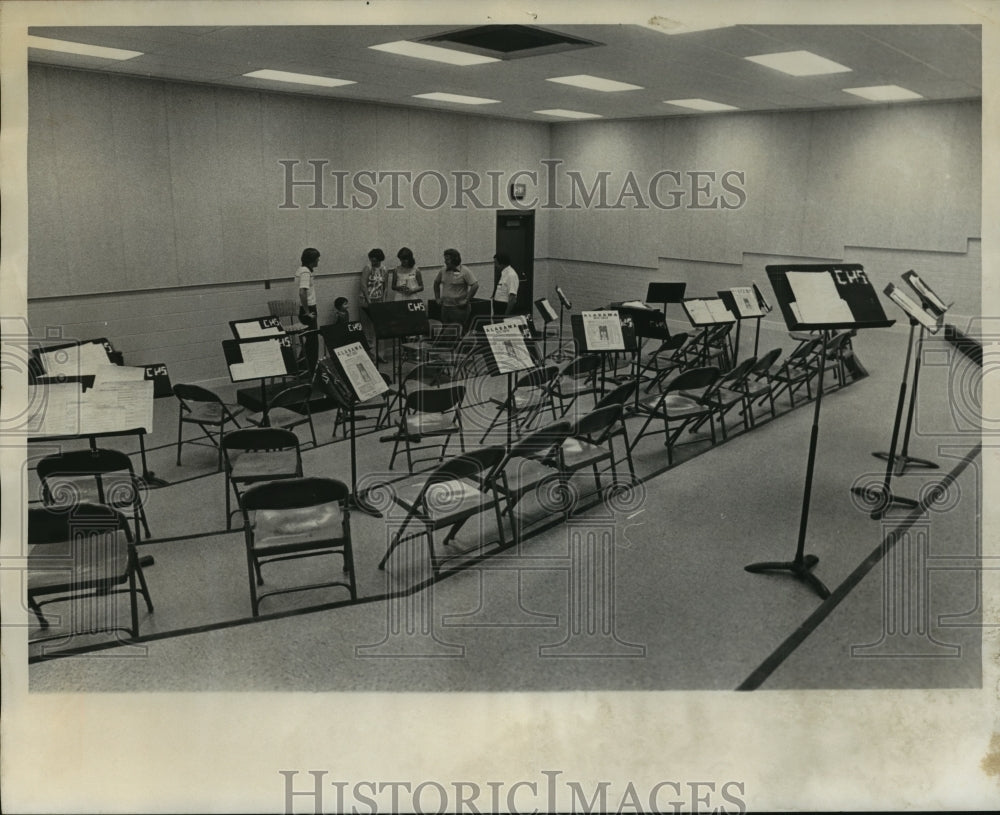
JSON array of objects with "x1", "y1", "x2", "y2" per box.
[
  {"x1": 174, "y1": 383, "x2": 223, "y2": 406},
  {"x1": 36, "y1": 448, "x2": 136, "y2": 481},
  {"x1": 516, "y1": 363, "x2": 560, "y2": 390},
  {"x1": 408, "y1": 385, "x2": 466, "y2": 414},
  {"x1": 506, "y1": 420, "x2": 574, "y2": 459},
  {"x1": 28, "y1": 502, "x2": 132, "y2": 544},
  {"x1": 268, "y1": 383, "x2": 312, "y2": 411},
  {"x1": 561, "y1": 354, "x2": 602, "y2": 379},
  {"x1": 241, "y1": 476, "x2": 350, "y2": 512},
  {"x1": 267, "y1": 299, "x2": 298, "y2": 319},
  {"x1": 572, "y1": 403, "x2": 623, "y2": 440},
  {"x1": 594, "y1": 380, "x2": 638, "y2": 410},
  {"x1": 656, "y1": 332, "x2": 689, "y2": 355},
  {"x1": 664, "y1": 366, "x2": 720, "y2": 393},
  {"x1": 752, "y1": 347, "x2": 783, "y2": 376},
  {"x1": 720, "y1": 357, "x2": 757, "y2": 387},
  {"x1": 423, "y1": 445, "x2": 507, "y2": 488},
  {"x1": 223, "y1": 427, "x2": 300, "y2": 453}
]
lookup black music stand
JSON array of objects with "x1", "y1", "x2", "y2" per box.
[
  {"x1": 611, "y1": 304, "x2": 667, "y2": 412},
  {"x1": 681, "y1": 297, "x2": 736, "y2": 368},
  {"x1": 851, "y1": 279, "x2": 943, "y2": 519},
  {"x1": 223, "y1": 335, "x2": 298, "y2": 424},
  {"x1": 367, "y1": 299, "x2": 431, "y2": 391},
  {"x1": 552, "y1": 286, "x2": 574, "y2": 361},
  {"x1": 316, "y1": 350, "x2": 385, "y2": 517},
  {"x1": 718, "y1": 285, "x2": 766, "y2": 363},
  {"x1": 751, "y1": 283, "x2": 774, "y2": 357},
  {"x1": 646, "y1": 282, "x2": 687, "y2": 337},
  {"x1": 534, "y1": 298, "x2": 560, "y2": 359},
  {"x1": 571, "y1": 310, "x2": 636, "y2": 400},
  {"x1": 481, "y1": 320, "x2": 537, "y2": 450},
  {"x1": 745, "y1": 264, "x2": 894, "y2": 599}
]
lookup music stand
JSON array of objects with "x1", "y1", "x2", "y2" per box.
[
  {"x1": 646, "y1": 282, "x2": 687, "y2": 337},
  {"x1": 751, "y1": 283, "x2": 774, "y2": 357},
  {"x1": 851, "y1": 279, "x2": 943, "y2": 519},
  {"x1": 481, "y1": 320, "x2": 537, "y2": 450},
  {"x1": 316, "y1": 347, "x2": 387, "y2": 517},
  {"x1": 745, "y1": 264, "x2": 894, "y2": 599},
  {"x1": 552, "y1": 286, "x2": 574, "y2": 361},
  {"x1": 534, "y1": 298, "x2": 560, "y2": 359},
  {"x1": 571, "y1": 310, "x2": 636, "y2": 400},
  {"x1": 718, "y1": 285, "x2": 765, "y2": 363},
  {"x1": 223, "y1": 335, "x2": 298, "y2": 424},
  {"x1": 367, "y1": 299, "x2": 430, "y2": 390},
  {"x1": 681, "y1": 297, "x2": 736, "y2": 368},
  {"x1": 611, "y1": 303, "x2": 667, "y2": 412}
]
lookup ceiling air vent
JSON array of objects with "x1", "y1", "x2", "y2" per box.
[{"x1": 419, "y1": 25, "x2": 602, "y2": 60}]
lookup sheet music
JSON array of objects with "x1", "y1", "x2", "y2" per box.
[
  {"x1": 229, "y1": 337, "x2": 289, "y2": 381},
  {"x1": 730, "y1": 286, "x2": 764, "y2": 318},
  {"x1": 537, "y1": 299, "x2": 559, "y2": 322},
  {"x1": 752, "y1": 282, "x2": 773, "y2": 313},
  {"x1": 884, "y1": 283, "x2": 941, "y2": 333},
  {"x1": 37, "y1": 340, "x2": 115, "y2": 378},
  {"x1": 28, "y1": 379, "x2": 154, "y2": 437},
  {"x1": 581, "y1": 310, "x2": 625, "y2": 351},
  {"x1": 706, "y1": 298, "x2": 736, "y2": 323},
  {"x1": 787, "y1": 271, "x2": 854, "y2": 325},
  {"x1": 902, "y1": 271, "x2": 948, "y2": 316},
  {"x1": 97, "y1": 365, "x2": 148, "y2": 382},
  {"x1": 483, "y1": 322, "x2": 534, "y2": 374},
  {"x1": 685, "y1": 299, "x2": 735, "y2": 325},
  {"x1": 333, "y1": 342, "x2": 388, "y2": 402}
]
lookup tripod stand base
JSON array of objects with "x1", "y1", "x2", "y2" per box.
[
  {"x1": 850, "y1": 485, "x2": 921, "y2": 520},
  {"x1": 872, "y1": 450, "x2": 939, "y2": 474},
  {"x1": 745, "y1": 554, "x2": 830, "y2": 599},
  {"x1": 140, "y1": 473, "x2": 170, "y2": 488},
  {"x1": 349, "y1": 493, "x2": 383, "y2": 518}
]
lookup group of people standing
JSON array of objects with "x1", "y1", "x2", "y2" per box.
[{"x1": 293, "y1": 245, "x2": 522, "y2": 373}]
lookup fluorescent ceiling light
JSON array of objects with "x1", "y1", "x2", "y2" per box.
[
  {"x1": 664, "y1": 98, "x2": 739, "y2": 112},
  {"x1": 546, "y1": 74, "x2": 643, "y2": 92},
  {"x1": 370, "y1": 41, "x2": 499, "y2": 66},
  {"x1": 843, "y1": 85, "x2": 923, "y2": 101},
  {"x1": 641, "y1": 19, "x2": 733, "y2": 35},
  {"x1": 535, "y1": 109, "x2": 603, "y2": 119},
  {"x1": 27, "y1": 35, "x2": 142, "y2": 60},
  {"x1": 745, "y1": 50, "x2": 852, "y2": 76},
  {"x1": 413, "y1": 92, "x2": 500, "y2": 105},
  {"x1": 243, "y1": 69, "x2": 356, "y2": 88}
]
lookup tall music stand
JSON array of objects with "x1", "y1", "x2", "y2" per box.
[
  {"x1": 718, "y1": 285, "x2": 766, "y2": 363},
  {"x1": 745, "y1": 264, "x2": 894, "y2": 599},
  {"x1": 681, "y1": 297, "x2": 736, "y2": 368},
  {"x1": 571, "y1": 310, "x2": 636, "y2": 401},
  {"x1": 222, "y1": 335, "x2": 298, "y2": 423},
  {"x1": 367, "y1": 299, "x2": 431, "y2": 390},
  {"x1": 751, "y1": 282, "x2": 774, "y2": 357},
  {"x1": 316, "y1": 348, "x2": 386, "y2": 517},
  {"x1": 534, "y1": 298, "x2": 560, "y2": 359},
  {"x1": 481, "y1": 320, "x2": 537, "y2": 450},
  {"x1": 851, "y1": 279, "x2": 943, "y2": 519},
  {"x1": 552, "y1": 286, "x2": 574, "y2": 361},
  {"x1": 646, "y1": 282, "x2": 687, "y2": 337}
]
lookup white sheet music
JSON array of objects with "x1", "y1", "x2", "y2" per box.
[
  {"x1": 902, "y1": 271, "x2": 948, "y2": 315},
  {"x1": 581, "y1": 310, "x2": 625, "y2": 351},
  {"x1": 885, "y1": 283, "x2": 941, "y2": 333},
  {"x1": 334, "y1": 342, "x2": 387, "y2": 402},
  {"x1": 537, "y1": 299, "x2": 559, "y2": 322},
  {"x1": 37, "y1": 340, "x2": 115, "y2": 378},
  {"x1": 685, "y1": 298, "x2": 735, "y2": 325},
  {"x1": 97, "y1": 365, "x2": 148, "y2": 382},
  {"x1": 233, "y1": 317, "x2": 285, "y2": 338},
  {"x1": 730, "y1": 286, "x2": 763, "y2": 318},
  {"x1": 229, "y1": 338, "x2": 289, "y2": 381},
  {"x1": 28, "y1": 379, "x2": 154, "y2": 437},
  {"x1": 787, "y1": 272, "x2": 854, "y2": 325},
  {"x1": 483, "y1": 322, "x2": 534, "y2": 374}
]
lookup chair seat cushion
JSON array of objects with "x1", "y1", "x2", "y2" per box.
[
  {"x1": 251, "y1": 502, "x2": 344, "y2": 549},
  {"x1": 231, "y1": 449, "x2": 300, "y2": 479},
  {"x1": 558, "y1": 379, "x2": 597, "y2": 397},
  {"x1": 639, "y1": 393, "x2": 706, "y2": 417},
  {"x1": 184, "y1": 402, "x2": 228, "y2": 424},
  {"x1": 266, "y1": 407, "x2": 308, "y2": 428},
  {"x1": 394, "y1": 478, "x2": 491, "y2": 520},
  {"x1": 28, "y1": 533, "x2": 130, "y2": 591}
]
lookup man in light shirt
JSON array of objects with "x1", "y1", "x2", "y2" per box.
[
  {"x1": 433, "y1": 248, "x2": 479, "y2": 331},
  {"x1": 491, "y1": 252, "x2": 519, "y2": 316}
]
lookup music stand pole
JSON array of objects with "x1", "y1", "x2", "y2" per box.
[
  {"x1": 856, "y1": 318, "x2": 921, "y2": 518},
  {"x1": 753, "y1": 316, "x2": 762, "y2": 358},
  {"x1": 892, "y1": 323, "x2": 938, "y2": 473},
  {"x1": 745, "y1": 329, "x2": 832, "y2": 599},
  {"x1": 733, "y1": 319, "x2": 742, "y2": 365},
  {"x1": 348, "y1": 398, "x2": 382, "y2": 518}
]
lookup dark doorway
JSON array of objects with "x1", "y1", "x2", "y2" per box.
[{"x1": 494, "y1": 210, "x2": 535, "y2": 314}]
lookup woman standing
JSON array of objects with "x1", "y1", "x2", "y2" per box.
[
  {"x1": 391, "y1": 247, "x2": 424, "y2": 301},
  {"x1": 359, "y1": 248, "x2": 388, "y2": 360},
  {"x1": 296, "y1": 247, "x2": 321, "y2": 376}
]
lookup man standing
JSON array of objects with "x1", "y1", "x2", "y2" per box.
[
  {"x1": 433, "y1": 248, "x2": 478, "y2": 331},
  {"x1": 491, "y1": 252, "x2": 519, "y2": 316}
]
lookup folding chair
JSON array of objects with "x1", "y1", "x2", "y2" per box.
[
  {"x1": 246, "y1": 382, "x2": 317, "y2": 447},
  {"x1": 478, "y1": 364, "x2": 561, "y2": 443},
  {"x1": 28, "y1": 503, "x2": 154, "y2": 639},
  {"x1": 639, "y1": 331, "x2": 691, "y2": 392},
  {"x1": 378, "y1": 446, "x2": 508, "y2": 576},
  {"x1": 553, "y1": 354, "x2": 603, "y2": 419},
  {"x1": 554, "y1": 402, "x2": 637, "y2": 509},
  {"x1": 690, "y1": 356, "x2": 758, "y2": 441},
  {"x1": 36, "y1": 448, "x2": 151, "y2": 540},
  {"x1": 239, "y1": 476, "x2": 356, "y2": 616},
  {"x1": 221, "y1": 428, "x2": 303, "y2": 529},
  {"x1": 770, "y1": 337, "x2": 824, "y2": 407},
  {"x1": 174, "y1": 383, "x2": 244, "y2": 471},
  {"x1": 736, "y1": 347, "x2": 782, "y2": 426},
  {"x1": 385, "y1": 385, "x2": 466, "y2": 472},
  {"x1": 630, "y1": 366, "x2": 720, "y2": 465}
]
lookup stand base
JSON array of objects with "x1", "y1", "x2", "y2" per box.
[
  {"x1": 349, "y1": 493, "x2": 383, "y2": 518},
  {"x1": 141, "y1": 472, "x2": 170, "y2": 488},
  {"x1": 872, "y1": 450, "x2": 939, "y2": 474},
  {"x1": 850, "y1": 485, "x2": 921, "y2": 520},
  {"x1": 745, "y1": 554, "x2": 830, "y2": 600}
]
